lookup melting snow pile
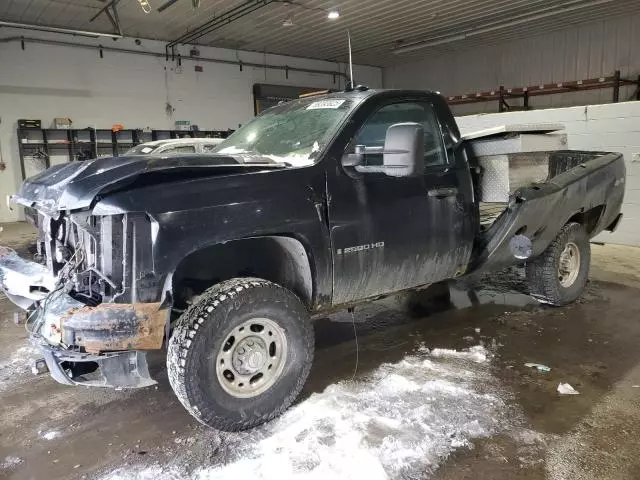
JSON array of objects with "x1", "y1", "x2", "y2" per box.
[
  {"x1": 0, "y1": 455, "x2": 23, "y2": 471},
  {"x1": 0, "y1": 344, "x2": 41, "y2": 391},
  {"x1": 428, "y1": 345, "x2": 488, "y2": 363},
  {"x1": 198, "y1": 345, "x2": 506, "y2": 480},
  {"x1": 40, "y1": 430, "x2": 61, "y2": 440},
  {"x1": 104, "y1": 345, "x2": 512, "y2": 480}
]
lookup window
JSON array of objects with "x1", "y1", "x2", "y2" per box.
[
  {"x1": 161, "y1": 145, "x2": 196, "y2": 154},
  {"x1": 353, "y1": 102, "x2": 447, "y2": 167},
  {"x1": 215, "y1": 96, "x2": 357, "y2": 166},
  {"x1": 202, "y1": 143, "x2": 220, "y2": 152}
]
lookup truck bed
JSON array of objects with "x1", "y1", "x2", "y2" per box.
[
  {"x1": 468, "y1": 123, "x2": 570, "y2": 231},
  {"x1": 476, "y1": 151, "x2": 617, "y2": 230},
  {"x1": 479, "y1": 202, "x2": 507, "y2": 229},
  {"x1": 471, "y1": 150, "x2": 625, "y2": 272}
]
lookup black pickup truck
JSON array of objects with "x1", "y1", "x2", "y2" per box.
[{"x1": 0, "y1": 88, "x2": 625, "y2": 431}]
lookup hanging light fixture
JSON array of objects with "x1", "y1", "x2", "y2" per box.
[
  {"x1": 327, "y1": 9, "x2": 340, "y2": 20},
  {"x1": 138, "y1": 0, "x2": 152, "y2": 14},
  {"x1": 277, "y1": 2, "x2": 339, "y2": 26}
]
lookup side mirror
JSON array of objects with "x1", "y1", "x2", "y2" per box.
[
  {"x1": 345, "y1": 123, "x2": 424, "y2": 177},
  {"x1": 341, "y1": 145, "x2": 365, "y2": 167},
  {"x1": 380, "y1": 122, "x2": 424, "y2": 177}
]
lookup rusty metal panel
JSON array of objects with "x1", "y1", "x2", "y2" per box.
[{"x1": 61, "y1": 302, "x2": 167, "y2": 354}]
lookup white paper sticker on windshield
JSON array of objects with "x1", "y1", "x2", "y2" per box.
[
  {"x1": 306, "y1": 99, "x2": 346, "y2": 110},
  {"x1": 141, "y1": 147, "x2": 153, "y2": 153}
]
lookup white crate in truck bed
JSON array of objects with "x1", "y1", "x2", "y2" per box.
[
  {"x1": 464, "y1": 123, "x2": 568, "y2": 203},
  {"x1": 461, "y1": 123, "x2": 565, "y2": 140}
]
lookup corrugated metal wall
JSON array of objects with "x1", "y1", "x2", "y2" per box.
[
  {"x1": 384, "y1": 12, "x2": 640, "y2": 116},
  {"x1": 384, "y1": 14, "x2": 640, "y2": 246}
]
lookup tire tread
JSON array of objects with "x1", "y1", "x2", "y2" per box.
[
  {"x1": 526, "y1": 222, "x2": 590, "y2": 306},
  {"x1": 167, "y1": 277, "x2": 313, "y2": 431}
]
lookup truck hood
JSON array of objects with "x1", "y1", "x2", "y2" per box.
[{"x1": 12, "y1": 154, "x2": 283, "y2": 215}]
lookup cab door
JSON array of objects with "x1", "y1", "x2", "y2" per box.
[{"x1": 327, "y1": 98, "x2": 474, "y2": 305}]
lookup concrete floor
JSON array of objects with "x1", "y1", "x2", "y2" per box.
[{"x1": 1, "y1": 222, "x2": 640, "y2": 479}]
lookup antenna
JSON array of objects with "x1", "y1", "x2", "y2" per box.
[{"x1": 347, "y1": 30, "x2": 354, "y2": 90}]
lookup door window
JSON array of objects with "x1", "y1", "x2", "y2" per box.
[{"x1": 353, "y1": 102, "x2": 447, "y2": 167}]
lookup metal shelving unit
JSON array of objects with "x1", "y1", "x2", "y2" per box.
[
  {"x1": 149, "y1": 129, "x2": 229, "y2": 141},
  {"x1": 446, "y1": 70, "x2": 640, "y2": 112},
  {"x1": 17, "y1": 127, "x2": 234, "y2": 180}
]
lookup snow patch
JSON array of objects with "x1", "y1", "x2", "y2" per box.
[
  {"x1": 196, "y1": 345, "x2": 505, "y2": 479},
  {"x1": 0, "y1": 345, "x2": 40, "y2": 370},
  {"x1": 102, "y1": 345, "x2": 511, "y2": 480},
  {"x1": 429, "y1": 345, "x2": 489, "y2": 363},
  {"x1": 0, "y1": 455, "x2": 23, "y2": 470},
  {"x1": 103, "y1": 466, "x2": 183, "y2": 480},
  {"x1": 40, "y1": 430, "x2": 61, "y2": 440},
  {"x1": 0, "y1": 344, "x2": 41, "y2": 391}
]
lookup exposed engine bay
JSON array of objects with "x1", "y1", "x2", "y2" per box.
[{"x1": 0, "y1": 209, "x2": 168, "y2": 387}]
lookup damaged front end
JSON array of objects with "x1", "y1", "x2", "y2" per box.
[{"x1": 0, "y1": 210, "x2": 168, "y2": 388}]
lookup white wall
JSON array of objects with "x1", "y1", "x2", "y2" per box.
[
  {"x1": 384, "y1": 13, "x2": 640, "y2": 116},
  {"x1": 0, "y1": 29, "x2": 382, "y2": 222},
  {"x1": 456, "y1": 102, "x2": 640, "y2": 246}
]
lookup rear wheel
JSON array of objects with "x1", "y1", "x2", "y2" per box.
[
  {"x1": 526, "y1": 222, "x2": 590, "y2": 306},
  {"x1": 167, "y1": 278, "x2": 314, "y2": 431}
]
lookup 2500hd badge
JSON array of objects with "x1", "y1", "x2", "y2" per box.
[{"x1": 337, "y1": 242, "x2": 385, "y2": 255}]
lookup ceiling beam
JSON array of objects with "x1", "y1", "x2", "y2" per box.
[
  {"x1": 0, "y1": 20, "x2": 122, "y2": 39},
  {"x1": 89, "y1": 0, "x2": 123, "y2": 37},
  {"x1": 157, "y1": 0, "x2": 182, "y2": 13},
  {"x1": 167, "y1": 0, "x2": 274, "y2": 48}
]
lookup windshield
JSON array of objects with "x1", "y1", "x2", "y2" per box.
[
  {"x1": 126, "y1": 144, "x2": 161, "y2": 155},
  {"x1": 214, "y1": 96, "x2": 356, "y2": 166}
]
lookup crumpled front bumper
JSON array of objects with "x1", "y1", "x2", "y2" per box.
[
  {"x1": 0, "y1": 245, "x2": 167, "y2": 388},
  {"x1": 38, "y1": 343, "x2": 157, "y2": 388}
]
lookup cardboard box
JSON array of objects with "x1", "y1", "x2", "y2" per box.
[{"x1": 53, "y1": 117, "x2": 72, "y2": 129}]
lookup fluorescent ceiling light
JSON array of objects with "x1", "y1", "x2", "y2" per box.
[
  {"x1": 393, "y1": 0, "x2": 614, "y2": 54},
  {"x1": 327, "y1": 10, "x2": 340, "y2": 20}
]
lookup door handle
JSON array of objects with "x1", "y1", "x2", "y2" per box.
[{"x1": 428, "y1": 187, "x2": 458, "y2": 198}]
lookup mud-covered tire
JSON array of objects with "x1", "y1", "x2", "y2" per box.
[
  {"x1": 526, "y1": 222, "x2": 590, "y2": 306},
  {"x1": 167, "y1": 278, "x2": 314, "y2": 431}
]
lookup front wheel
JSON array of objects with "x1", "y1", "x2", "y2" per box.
[
  {"x1": 167, "y1": 278, "x2": 314, "y2": 431},
  {"x1": 526, "y1": 222, "x2": 590, "y2": 306}
]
